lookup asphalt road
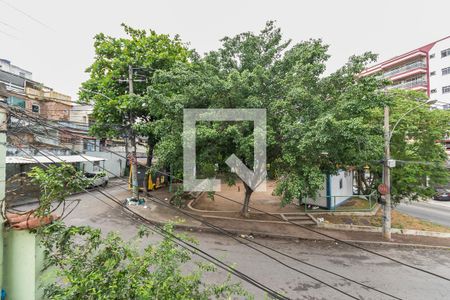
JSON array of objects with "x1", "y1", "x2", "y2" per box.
[
  {"x1": 17, "y1": 184, "x2": 450, "y2": 300},
  {"x1": 396, "y1": 200, "x2": 450, "y2": 227}
]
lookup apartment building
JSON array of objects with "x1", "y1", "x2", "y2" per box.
[
  {"x1": 0, "y1": 59, "x2": 73, "y2": 120},
  {"x1": 0, "y1": 58, "x2": 32, "y2": 80},
  {"x1": 361, "y1": 36, "x2": 450, "y2": 108}
]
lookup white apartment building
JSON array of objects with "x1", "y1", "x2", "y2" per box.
[
  {"x1": 361, "y1": 36, "x2": 450, "y2": 109},
  {"x1": 0, "y1": 58, "x2": 32, "y2": 79}
]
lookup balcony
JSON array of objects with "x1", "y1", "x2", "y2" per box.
[
  {"x1": 382, "y1": 61, "x2": 427, "y2": 78},
  {"x1": 25, "y1": 87, "x2": 72, "y2": 103},
  {"x1": 388, "y1": 78, "x2": 427, "y2": 90}
]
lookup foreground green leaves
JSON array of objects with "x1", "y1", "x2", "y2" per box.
[
  {"x1": 28, "y1": 165, "x2": 249, "y2": 299},
  {"x1": 39, "y1": 223, "x2": 249, "y2": 300},
  {"x1": 28, "y1": 164, "x2": 90, "y2": 216}
]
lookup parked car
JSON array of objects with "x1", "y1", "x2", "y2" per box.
[
  {"x1": 433, "y1": 189, "x2": 450, "y2": 201},
  {"x1": 85, "y1": 171, "x2": 108, "y2": 188}
]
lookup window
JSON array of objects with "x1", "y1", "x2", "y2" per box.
[
  {"x1": 431, "y1": 89, "x2": 437, "y2": 93},
  {"x1": 442, "y1": 67, "x2": 450, "y2": 76},
  {"x1": 7, "y1": 96, "x2": 25, "y2": 108},
  {"x1": 443, "y1": 85, "x2": 450, "y2": 94},
  {"x1": 31, "y1": 104, "x2": 40, "y2": 113},
  {"x1": 442, "y1": 48, "x2": 450, "y2": 58},
  {"x1": 430, "y1": 71, "x2": 436, "y2": 76},
  {"x1": 339, "y1": 178, "x2": 343, "y2": 189},
  {"x1": 430, "y1": 53, "x2": 435, "y2": 59}
]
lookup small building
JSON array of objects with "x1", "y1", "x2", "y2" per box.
[
  {"x1": 301, "y1": 170, "x2": 354, "y2": 210},
  {"x1": 5, "y1": 154, "x2": 106, "y2": 206}
]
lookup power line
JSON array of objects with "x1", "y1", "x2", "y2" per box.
[
  {"x1": 0, "y1": 19, "x2": 19, "y2": 31},
  {"x1": 8, "y1": 135, "x2": 289, "y2": 300},
  {"x1": 7, "y1": 122, "x2": 396, "y2": 299},
  {"x1": 146, "y1": 195, "x2": 401, "y2": 300},
  {"x1": 2, "y1": 113, "x2": 414, "y2": 299},
  {"x1": 0, "y1": 27, "x2": 16, "y2": 38},
  {"x1": 0, "y1": 0, "x2": 53, "y2": 31},
  {"x1": 6, "y1": 104, "x2": 450, "y2": 282},
  {"x1": 5, "y1": 118, "x2": 380, "y2": 299}
]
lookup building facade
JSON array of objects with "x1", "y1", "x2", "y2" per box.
[
  {"x1": 361, "y1": 36, "x2": 450, "y2": 108},
  {"x1": 0, "y1": 58, "x2": 32, "y2": 80}
]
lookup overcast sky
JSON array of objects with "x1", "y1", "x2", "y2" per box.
[{"x1": 1, "y1": 0, "x2": 449, "y2": 100}]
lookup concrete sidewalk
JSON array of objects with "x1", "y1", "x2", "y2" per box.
[{"x1": 129, "y1": 196, "x2": 450, "y2": 248}]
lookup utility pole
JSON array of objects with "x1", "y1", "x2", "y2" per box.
[
  {"x1": 382, "y1": 106, "x2": 391, "y2": 240},
  {"x1": 128, "y1": 65, "x2": 139, "y2": 199},
  {"x1": 381, "y1": 99, "x2": 436, "y2": 241}
]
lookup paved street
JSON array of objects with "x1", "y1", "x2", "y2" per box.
[
  {"x1": 396, "y1": 200, "x2": 450, "y2": 227},
  {"x1": 17, "y1": 184, "x2": 450, "y2": 300}
]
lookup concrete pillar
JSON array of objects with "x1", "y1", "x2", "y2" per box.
[
  {"x1": 1, "y1": 88, "x2": 8, "y2": 297},
  {"x1": 3, "y1": 230, "x2": 44, "y2": 300}
]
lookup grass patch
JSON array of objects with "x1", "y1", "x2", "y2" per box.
[{"x1": 320, "y1": 210, "x2": 450, "y2": 233}]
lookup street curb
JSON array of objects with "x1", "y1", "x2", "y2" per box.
[
  {"x1": 124, "y1": 205, "x2": 450, "y2": 250},
  {"x1": 188, "y1": 198, "x2": 381, "y2": 217},
  {"x1": 341, "y1": 240, "x2": 450, "y2": 250},
  {"x1": 306, "y1": 204, "x2": 381, "y2": 216},
  {"x1": 201, "y1": 214, "x2": 295, "y2": 224},
  {"x1": 318, "y1": 223, "x2": 450, "y2": 238},
  {"x1": 188, "y1": 198, "x2": 316, "y2": 221},
  {"x1": 187, "y1": 198, "x2": 240, "y2": 214}
]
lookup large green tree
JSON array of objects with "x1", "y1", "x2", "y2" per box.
[
  {"x1": 148, "y1": 21, "x2": 390, "y2": 214},
  {"x1": 80, "y1": 24, "x2": 190, "y2": 191}
]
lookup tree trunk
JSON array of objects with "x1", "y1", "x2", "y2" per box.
[
  {"x1": 241, "y1": 182, "x2": 253, "y2": 218},
  {"x1": 130, "y1": 133, "x2": 139, "y2": 199},
  {"x1": 357, "y1": 169, "x2": 364, "y2": 195},
  {"x1": 143, "y1": 141, "x2": 154, "y2": 195},
  {"x1": 124, "y1": 136, "x2": 129, "y2": 176}
]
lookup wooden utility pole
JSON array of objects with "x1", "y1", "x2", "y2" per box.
[
  {"x1": 382, "y1": 106, "x2": 392, "y2": 240},
  {"x1": 128, "y1": 65, "x2": 139, "y2": 199}
]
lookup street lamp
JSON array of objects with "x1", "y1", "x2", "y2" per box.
[
  {"x1": 79, "y1": 87, "x2": 113, "y2": 101},
  {"x1": 382, "y1": 98, "x2": 437, "y2": 240},
  {"x1": 389, "y1": 99, "x2": 437, "y2": 141}
]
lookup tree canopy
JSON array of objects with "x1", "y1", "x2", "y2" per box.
[
  {"x1": 83, "y1": 21, "x2": 449, "y2": 212},
  {"x1": 148, "y1": 21, "x2": 396, "y2": 212},
  {"x1": 80, "y1": 23, "x2": 190, "y2": 140}
]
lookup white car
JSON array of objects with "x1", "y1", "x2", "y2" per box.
[{"x1": 85, "y1": 172, "x2": 109, "y2": 188}]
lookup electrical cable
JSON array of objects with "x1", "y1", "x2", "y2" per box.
[
  {"x1": 8, "y1": 136, "x2": 289, "y2": 300},
  {"x1": 0, "y1": 0, "x2": 53, "y2": 31},
  {"x1": 5, "y1": 115, "x2": 408, "y2": 299},
  {"x1": 9, "y1": 128, "x2": 389, "y2": 299},
  {"x1": 5, "y1": 103, "x2": 450, "y2": 283}
]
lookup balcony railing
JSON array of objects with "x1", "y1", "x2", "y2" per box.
[
  {"x1": 26, "y1": 87, "x2": 72, "y2": 102},
  {"x1": 382, "y1": 61, "x2": 427, "y2": 78},
  {"x1": 58, "y1": 121, "x2": 89, "y2": 131},
  {"x1": 388, "y1": 79, "x2": 427, "y2": 90}
]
